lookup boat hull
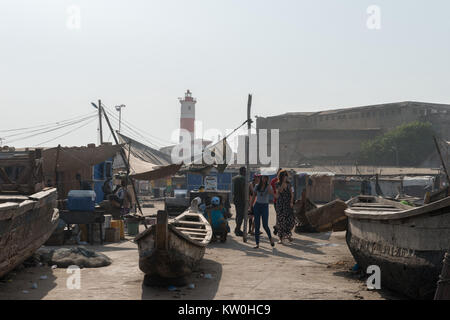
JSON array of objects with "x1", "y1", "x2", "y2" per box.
[
  {"x1": 137, "y1": 226, "x2": 206, "y2": 279},
  {"x1": 0, "y1": 189, "x2": 59, "y2": 278},
  {"x1": 346, "y1": 208, "x2": 450, "y2": 299}
]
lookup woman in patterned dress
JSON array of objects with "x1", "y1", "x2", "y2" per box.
[{"x1": 275, "y1": 170, "x2": 295, "y2": 244}]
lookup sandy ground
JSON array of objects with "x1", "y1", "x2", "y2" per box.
[{"x1": 0, "y1": 202, "x2": 403, "y2": 300}]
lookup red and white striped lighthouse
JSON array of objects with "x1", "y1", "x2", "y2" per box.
[{"x1": 179, "y1": 90, "x2": 196, "y2": 143}]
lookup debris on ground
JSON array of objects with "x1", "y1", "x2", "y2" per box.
[{"x1": 36, "y1": 246, "x2": 112, "y2": 268}]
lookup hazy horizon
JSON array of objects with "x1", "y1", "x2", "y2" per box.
[{"x1": 1, "y1": 0, "x2": 449, "y2": 149}]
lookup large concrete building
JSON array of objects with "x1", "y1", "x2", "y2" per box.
[{"x1": 256, "y1": 101, "x2": 450, "y2": 167}]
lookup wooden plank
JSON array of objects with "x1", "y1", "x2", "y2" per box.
[
  {"x1": 351, "y1": 203, "x2": 398, "y2": 208},
  {"x1": 190, "y1": 236, "x2": 206, "y2": 241},
  {"x1": 351, "y1": 207, "x2": 403, "y2": 212},
  {"x1": 156, "y1": 210, "x2": 168, "y2": 250},
  {"x1": 0, "y1": 195, "x2": 29, "y2": 202},
  {"x1": 0, "y1": 167, "x2": 13, "y2": 184},
  {"x1": 172, "y1": 221, "x2": 205, "y2": 226},
  {"x1": 175, "y1": 226, "x2": 207, "y2": 232},
  {"x1": 180, "y1": 230, "x2": 208, "y2": 237},
  {"x1": 0, "y1": 159, "x2": 33, "y2": 167}
]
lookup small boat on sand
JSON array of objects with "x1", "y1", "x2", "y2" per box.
[
  {"x1": 135, "y1": 198, "x2": 212, "y2": 285},
  {"x1": 345, "y1": 195, "x2": 450, "y2": 299},
  {"x1": 0, "y1": 188, "x2": 59, "y2": 278},
  {"x1": 305, "y1": 199, "x2": 348, "y2": 232}
]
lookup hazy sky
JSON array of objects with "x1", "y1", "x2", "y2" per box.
[{"x1": 1, "y1": 0, "x2": 450, "y2": 149}]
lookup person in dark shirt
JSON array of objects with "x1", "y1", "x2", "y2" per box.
[{"x1": 232, "y1": 167, "x2": 246, "y2": 236}]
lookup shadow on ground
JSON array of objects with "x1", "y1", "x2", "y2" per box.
[
  {"x1": 141, "y1": 258, "x2": 222, "y2": 300},
  {"x1": 0, "y1": 265, "x2": 58, "y2": 300},
  {"x1": 332, "y1": 268, "x2": 406, "y2": 300},
  {"x1": 212, "y1": 234, "x2": 330, "y2": 266}
]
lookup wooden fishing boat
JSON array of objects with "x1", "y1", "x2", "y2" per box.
[
  {"x1": 293, "y1": 190, "x2": 347, "y2": 233},
  {"x1": 135, "y1": 198, "x2": 212, "y2": 285},
  {"x1": 345, "y1": 195, "x2": 450, "y2": 299},
  {"x1": 434, "y1": 252, "x2": 450, "y2": 300},
  {"x1": 0, "y1": 148, "x2": 59, "y2": 278},
  {"x1": 0, "y1": 188, "x2": 59, "y2": 278},
  {"x1": 293, "y1": 192, "x2": 318, "y2": 233},
  {"x1": 305, "y1": 199, "x2": 348, "y2": 232}
]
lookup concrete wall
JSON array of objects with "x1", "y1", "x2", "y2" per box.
[{"x1": 257, "y1": 101, "x2": 450, "y2": 167}]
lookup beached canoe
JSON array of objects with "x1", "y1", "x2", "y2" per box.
[
  {"x1": 0, "y1": 188, "x2": 59, "y2": 278},
  {"x1": 345, "y1": 195, "x2": 450, "y2": 299},
  {"x1": 135, "y1": 199, "x2": 212, "y2": 284},
  {"x1": 305, "y1": 199, "x2": 348, "y2": 232}
]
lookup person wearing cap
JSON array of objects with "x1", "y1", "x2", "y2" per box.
[
  {"x1": 232, "y1": 167, "x2": 246, "y2": 236},
  {"x1": 250, "y1": 174, "x2": 276, "y2": 249}
]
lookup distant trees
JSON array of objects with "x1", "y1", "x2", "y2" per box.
[{"x1": 358, "y1": 121, "x2": 436, "y2": 166}]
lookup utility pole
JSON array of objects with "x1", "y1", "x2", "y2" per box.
[
  {"x1": 115, "y1": 104, "x2": 126, "y2": 133},
  {"x1": 98, "y1": 99, "x2": 103, "y2": 145},
  {"x1": 99, "y1": 103, "x2": 145, "y2": 221},
  {"x1": 243, "y1": 94, "x2": 252, "y2": 243}
]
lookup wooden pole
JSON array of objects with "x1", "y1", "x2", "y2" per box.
[
  {"x1": 155, "y1": 210, "x2": 168, "y2": 250},
  {"x1": 435, "y1": 252, "x2": 450, "y2": 299},
  {"x1": 98, "y1": 99, "x2": 103, "y2": 145},
  {"x1": 101, "y1": 105, "x2": 144, "y2": 220},
  {"x1": 55, "y1": 144, "x2": 61, "y2": 198},
  {"x1": 243, "y1": 94, "x2": 252, "y2": 243},
  {"x1": 433, "y1": 135, "x2": 450, "y2": 185}
]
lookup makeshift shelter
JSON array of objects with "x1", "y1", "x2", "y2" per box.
[
  {"x1": 293, "y1": 171, "x2": 335, "y2": 203},
  {"x1": 115, "y1": 133, "x2": 182, "y2": 182},
  {"x1": 42, "y1": 143, "x2": 122, "y2": 199}
]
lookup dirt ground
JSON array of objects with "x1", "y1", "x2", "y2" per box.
[{"x1": 0, "y1": 202, "x2": 403, "y2": 300}]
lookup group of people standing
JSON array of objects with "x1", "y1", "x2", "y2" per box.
[{"x1": 232, "y1": 167, "x2": 296, "y2": 249}]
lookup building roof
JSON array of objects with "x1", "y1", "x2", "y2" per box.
[
  {"x1": 259, "y1": 101, "x2": 450, "y2": 120},
  {"x1": 284, "y1": 165, "x2": 442, "y2": 177}
]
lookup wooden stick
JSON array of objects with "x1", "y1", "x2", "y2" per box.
[
  {"x1": 433, "y1": 135, "x2": 450, "y2": 185},
  {"x1": 156, "y1": 210, "x2": 168, "y2": 250},
  {"x1": 243, "y1": 94, "x2": 252, "y2": 243}
]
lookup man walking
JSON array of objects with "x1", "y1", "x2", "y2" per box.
[{"x1": 232, "y1": 167, "x2": 246, "y2": 236}]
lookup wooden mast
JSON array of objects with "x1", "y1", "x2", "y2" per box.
[{"x1": 243, "y1": 94, "x2": 252, "y2": 242}]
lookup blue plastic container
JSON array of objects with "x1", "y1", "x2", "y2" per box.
[{"x1": 67, "y1": 190, "x2": 96, "y2": 212}]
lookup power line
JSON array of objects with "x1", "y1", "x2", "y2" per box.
[
  {"x1": 35, "y1": 118, "x2": 97, "y2": 146},
  {"x1": 4, "y1": 114, "x2": 97, "y2": 145},
  {"x1": 101, "y1": 103, "x2": 174, "y2": 146},
  {"x1": 102, "y1": 108, "x2": 166, "y2": 149},
  {"x1": 0, "y1": 111, "x2": 97, "y2": 133},
  {"x1": 2, "y1": 114, "x2": 97, "y2": 140}
]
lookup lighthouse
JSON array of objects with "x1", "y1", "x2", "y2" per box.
[{"x1": 179, "y1": 90, "x2": 196, "y2": 143}]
